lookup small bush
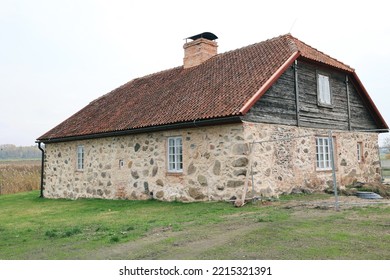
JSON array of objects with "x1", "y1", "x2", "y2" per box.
[
  {"x1": 62, "y1": 227, "x2": 81, "y2": 237},
  {"x1": 110, "y1": 236, "x2": 120, "y2": 243},
  {"x1": 324, "y1": 186, "x2": 342, "y2": 195},
  {"x1": 257, "y1": 217, "x2": 272, "y2": 223},
  {"x1": 45, "y1": 229, "x2": 58, "y2": 238}
]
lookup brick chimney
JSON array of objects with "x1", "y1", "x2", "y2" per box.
[{"x1": 183, "y1": 32, "x2": 218, "y2": 69}]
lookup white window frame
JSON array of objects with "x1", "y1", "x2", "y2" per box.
[
  {"x1": 167, "y1": 136, "x2": 183, "y2": 173},
  {"x1": 315, "y1": 137, "x2": 333, "y2": 170},
  {"x1": 77, "y1": 145, "x2": 84, "y2": 171},
  {"x1": 317, "y1": 73, "x2": 332, "y2": 106},
  {"x1": 357, "y1": 142, "x2": 363, "y2": 162}
]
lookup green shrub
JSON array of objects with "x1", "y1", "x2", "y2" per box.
[
  {"x1": 45, "y1": 229, "x2": 58, "y2": 238},
  {"x1": 62, "y1": 227, "x2": 82, "y2": 237},
  {"x1": 110, "y1": 236, "x2": 120, "y2": 243}
]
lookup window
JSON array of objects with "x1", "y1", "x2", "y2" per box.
[
  {"x1": 77, "y1": 145, "x2": 84, "y2": 170},
  {"x1": 315, "y1": 137, "x2": 333, "y2": 170},
  {"x1": 317, "y1": 73, "x2": 331, "y2": 106},
  {"x1": 167, "y1": 137, "x2": 183, "y2": 172},
  {"x1": 357, "y1": 142, "x2": 363, "y2": 162}
]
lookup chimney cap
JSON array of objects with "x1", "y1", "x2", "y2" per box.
[{"x1": 186, "y1": 32, "x2": 218, "y2": 41}]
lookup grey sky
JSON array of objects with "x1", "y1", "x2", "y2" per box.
[{"x1": 1, "y1": 0, "x2": 389, "y2": 146}]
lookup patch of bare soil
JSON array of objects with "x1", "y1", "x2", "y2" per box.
[
  {"x1": 83, "y1": 217, "x2": 261, "y2": 260},
  {"x1": 282, "y1": 196, "x2": 390, "y2": 210}
]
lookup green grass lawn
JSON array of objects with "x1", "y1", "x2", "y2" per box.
[{"x1": 1, "y1": 191, "x2": 390, "y2": 259}]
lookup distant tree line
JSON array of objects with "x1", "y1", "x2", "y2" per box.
[{"x1": 0, "y1": 144, "x2": 41, "y2": 160}]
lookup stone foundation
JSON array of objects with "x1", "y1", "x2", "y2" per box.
[{"x1": 43, "y1": 122, "x2": 381, "y2": 201}]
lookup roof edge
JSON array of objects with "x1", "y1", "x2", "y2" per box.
[
  {"x1": 287, "y1": 34, "x2": 354, "y2": 72},
  {"x1": 37, "y1": 116, "x2": 242, "y2": 144},
  {"x1": 239, "y1": 51, "x2": 300, "y2": 115}
]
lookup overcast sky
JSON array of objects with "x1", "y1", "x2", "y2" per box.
[{"x1": 1, "y1": 0, "x2": 389, "y2": 146}]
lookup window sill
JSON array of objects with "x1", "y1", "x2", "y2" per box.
[
  {"x1": 317, "y1": 102, "x2": 333, "y2": 109},
  {"x1": 316, "y1": 168, "x2": 333, "y2": 172},
  {"x1": 166, "y1": 171, "x2": 183, "y2": 177}
]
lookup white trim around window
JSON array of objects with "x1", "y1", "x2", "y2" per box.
[
  {"x1": 315, "y1": 137, "x2": 332, "y2": 170},
  {"x1": 167, "y1": 136, "x2": 183, "y2": 173},
  {"x1": 77, "y1": 145, "x2": 84, "y2": 171},
  {"x1": 317, "y1": 72, "x2": 332, "y2": 106}
]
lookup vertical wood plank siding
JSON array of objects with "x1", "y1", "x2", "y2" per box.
[
  {"x1": 243, "y1": 60, "x2": 378, "y2": 131},
  {"x1": 348, "y1": 80, "x2": 378, "y2": 130},
  {"x1": 242, "y1": 65, "x2": 297, "y2": 125}
]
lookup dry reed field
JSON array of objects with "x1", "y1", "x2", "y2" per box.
[{"x1": 0, "y1": 160, "x2": 40, "y2": 195}]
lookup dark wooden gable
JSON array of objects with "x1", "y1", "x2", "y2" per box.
[
  {"x1": 242, "y1": 64, "x2": 297, "y2": 126},
  {"x1": 243, "y1": 59, "x2": 378, "y2": 131}
]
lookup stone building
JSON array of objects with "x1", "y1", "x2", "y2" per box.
[{"x1": 37, "y1": 33, "x2": 388, "y2": 201}]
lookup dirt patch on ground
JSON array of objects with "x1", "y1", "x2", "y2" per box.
[
  {"x1": 85, "y1": 216, "x2": 261, "y2": 259},
  {"x1": 281, "y1": 195, "x2": 390, "y2": 210}
]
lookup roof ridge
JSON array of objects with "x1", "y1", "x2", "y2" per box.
[
  {"x1": 288, "y1": 34, "x2": 354, "y2": 72},
  {"x1": 213, "y1": 34, "x2": 294, "y2": 59},
  {"x1": 282, "y1": 33, "x2": 300, "y2": 53}
]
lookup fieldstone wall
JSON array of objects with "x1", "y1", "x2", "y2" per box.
[
  {"x1": 43, "y1": 123, "x2": 252, "y2": 201},
  {"x1": 243, "y1": 122, "x2": 381, "y2": 197},
  {"x1": 43, "y1": 122, "x2": 381, "y2": 201}
]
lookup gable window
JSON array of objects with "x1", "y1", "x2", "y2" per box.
[
  {"x1": 317, "y1": 73, "x2": 332, "y2": 106},
  {"x1": 315, "y1": 137, "x2": 333, "y2": 170},
  {"x1": 167, "y1": 137, "x2": 183, "y2": 172},
  {"x1": 357, "y1": 142, "x2": 363, "y2": 162},
  {"x1": 77, "y1": 145, "x2": 84, "y2": 171}
]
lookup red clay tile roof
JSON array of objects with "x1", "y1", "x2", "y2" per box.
[
  {"x1": 289, "y1": 36, "x2": 354, "y2": 72},
  {"x1": 37, "y1": 34, "x2": 386, "y2": 142}
]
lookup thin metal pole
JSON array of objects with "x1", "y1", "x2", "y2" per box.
[
  {"x1": 251, "y1": 142, "x2": 255, "y2": 199},
  {"x1": 328, "y1": 130, "x2": 339, "y2": 211},
  {"x1": 377, "y1": 145, "x2": 384, "y2": 182}
]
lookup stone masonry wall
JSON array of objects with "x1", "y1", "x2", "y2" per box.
[
  {"x1": 243, "y1": 122, "x2": 381, "y2": 197},
  {"x1": 43, "y1": 122, "x2": 381, "y2": 201},
  {"x1": 43, "y1": 123, "x2": 251, "y2": 201}
]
